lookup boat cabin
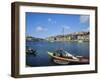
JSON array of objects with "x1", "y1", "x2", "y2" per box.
[{"x1": 53, "y1": 49, "x2": 66, "y2": 57}]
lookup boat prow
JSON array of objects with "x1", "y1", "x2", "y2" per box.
[{"x1": 48, "y1": 52, "x2": 70, "y2": 64}]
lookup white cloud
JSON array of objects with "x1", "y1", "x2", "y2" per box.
[
  {"x1": 62, "y1": 25, "x2": 70, "y2": 29},
  {"x1": 86, "y1": 27, "x2": 89, "y2": 31},
  {"x1": 53, "y1": 21, "x2": 56, "y2": 24},
  {"x1": 48, "y1": 18, "x2": 52, "y2": 22},
  {"x1": 80, "y1": 15, "x2": 89, "y2": 24},
  {"x1": 36, "y1": 26, "x2": 47, "y2": 32},
  {"x1": 48, "y1": 18, "x2": 56, "y2": 24},
  {"x1": 82, "y1": 27, "x2": 89, "y2": 31}
]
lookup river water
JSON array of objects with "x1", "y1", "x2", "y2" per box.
[{"x1": 26, "y1": 41, "x2": 89, "y2": 67}]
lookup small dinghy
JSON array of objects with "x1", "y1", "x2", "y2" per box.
[{"x1": 26, "y1": 46, "x2": 37, "y2": 56}]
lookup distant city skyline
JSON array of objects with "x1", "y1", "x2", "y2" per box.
[{"x1": 26, "y1": 12, "x2": 90, "y2": 38}]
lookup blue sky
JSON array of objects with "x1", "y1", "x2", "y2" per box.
[{"x1": 26, "y1": 12, "x2": 89, "y2": 38}]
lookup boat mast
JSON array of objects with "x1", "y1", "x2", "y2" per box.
[
  {"x1": 62, "y1": 27, "x2": 65, "y2": 49},
  {"x1": 63, "y1": 27, "x2": 64, "y2": 41},
  {"x1": 62, "y1": 27, "x2": 69, "y2": 56}
]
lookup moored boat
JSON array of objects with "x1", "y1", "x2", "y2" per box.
[
  {"x1": 26, "y1": 46, "x2": 37, "y2": 56},
  {"x1": 48, "y1": 50, "x2": 89, "y2": 64}
]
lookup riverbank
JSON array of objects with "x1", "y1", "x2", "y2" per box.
[{"x1": 47, "y1": 40, "x2": 89, "y2": 43}]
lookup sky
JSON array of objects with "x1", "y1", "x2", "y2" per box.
[{"x1": 26, "y1": 12, "x2": 89, "y2": 38}]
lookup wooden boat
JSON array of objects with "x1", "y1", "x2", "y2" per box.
[
  {"x1": 48, "y1": 51, "x2": 89, "y2": 64},
  {"x1": 26, "y1": 47, "x2": 37, "y2": 56}
]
